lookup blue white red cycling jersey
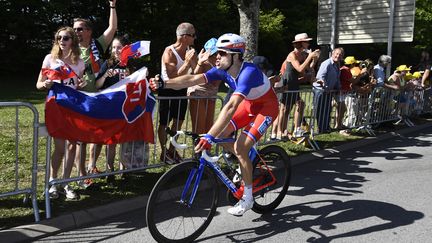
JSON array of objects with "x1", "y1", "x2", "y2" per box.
[
  {"x1": 204, "y1": 62, "x2": 278, "y2": 142},
  {"x1": 204, "y1": 62, "x2": 274, "y2": 103}
]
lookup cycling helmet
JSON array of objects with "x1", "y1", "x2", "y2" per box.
[{"x1": 216, "y1": 33, "x2": 245, "y2": 54}]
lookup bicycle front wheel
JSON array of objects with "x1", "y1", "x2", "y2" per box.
[
  {"x1": 252, "y1": 145, "x2": 291, "y2": 214},
  {"x1": 146, "y1": 161, "x2": 219, "y2": 243}
]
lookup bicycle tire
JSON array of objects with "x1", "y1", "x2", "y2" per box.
[
  {"x1": 252, "y1": 145, "x2": 291, "y2": 214},
  {"x1": 146, "y1": 161, "x2": 219, "y2": 243}
]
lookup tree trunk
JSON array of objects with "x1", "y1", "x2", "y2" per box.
[{"x1": 231, "y1": 0, "x2": 261, "y2": 62}]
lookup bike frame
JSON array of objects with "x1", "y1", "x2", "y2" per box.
[{"x1": 172, "y1": 133, "x2": 277, "y2": 207}]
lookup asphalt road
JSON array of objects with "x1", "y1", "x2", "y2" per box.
[{"x1": 36, "y1": 127, "x2": 432, "y2": 242}]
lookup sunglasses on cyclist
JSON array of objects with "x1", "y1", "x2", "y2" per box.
[
  {"x1": 217, "y1": 51, "x2": 229, "y2": 57},
  {"x1": 56, "y1": 35, "x2": 72, "y2": 41}
]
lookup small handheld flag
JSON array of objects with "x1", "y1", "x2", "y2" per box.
[
  {"x1": 119, "y1": 41, "x2": 150, "y2": 66},
  {"x1": 42, "y1": 65, "x2": 76, "y2": 80}
]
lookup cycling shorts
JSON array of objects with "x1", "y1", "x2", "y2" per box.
[{"x1": 229, "y1": 95, "x2": 279, "y2": 143}]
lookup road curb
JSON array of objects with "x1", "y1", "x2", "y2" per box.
[
  {"x1": 0, "y1": 195, "x2": 149, "y2": 243},
  {"x1": 1, "y1": 122, "x2": 431, "y2": 242}
]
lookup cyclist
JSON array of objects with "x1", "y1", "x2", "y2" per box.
[{"x1": 150, "y1": 33, "x2": 279, "y2": 216}]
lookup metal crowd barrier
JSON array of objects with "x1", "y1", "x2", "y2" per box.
[
  {"x1": 44, "y1": 95, "x2": 224, "y2": 218},
  {"x1": 260, "y1": 85, "x2": 429, "y2": 150},
  {"x1": 0, "y1": 102, "x2": 40, "y2": 222}
]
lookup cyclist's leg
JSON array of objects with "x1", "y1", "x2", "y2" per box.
[{"x1": 233, "y1": 134, "x2": 255, "y2": 187}]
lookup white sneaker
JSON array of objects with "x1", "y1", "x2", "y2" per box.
[
  {"x1": 64, "y1": 185, "x2": 79, "y2": 200},
  {"x1": 48, "y1": 185, "x2": 59, "y2": 199},
  {"x1": 227, "y1": 198, "x2": 253, "y2": 216},
  {"x1": 293, "y1": 127, "x2": 306, "y2": 138}
]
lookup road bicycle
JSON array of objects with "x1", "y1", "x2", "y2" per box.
[{"x1": 146, "y1": 130, "x2": 291, "y2": 242}]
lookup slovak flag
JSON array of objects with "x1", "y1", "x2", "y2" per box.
[
  {"x1": 119, "y1": 41, "x2": 151, "y2": 66},
  {"x1": 42, "y1": 65, "x2": 76, "y2": 80},
  {"x1": 45, "y1": 66, "x2": 156, "y2": 144}
]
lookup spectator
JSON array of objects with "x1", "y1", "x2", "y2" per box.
[
  {"x1": 338, "y1": 56, "x2": 363, "y2": 135},
  {"x1": 158, "y1": 22, "x2": 197, "y2": 164},
  {"x1": 414, "y1": 49, "x2": 430, "y2": 72},
  {"x1": 188, "y1": 38, "x2": 221, "y2": 134},
  {"x1": 36, "y1": 26, "x2": 85, "y2": 200},
  {"x1": 94, "y1": 35, "x2": 131, "y2": 183},
  {"x1": 385, "y1": 64, "x2": 411, "y2": 123},
  {"x1": 73, "y1": 0, "x2": 118, "y2": 92},
  {"x1": 314, "y1": 47, "x2": 343, "y2": 133},
  {"x1": 352, "y1": 59, "x2": 376, "y2": 94},
  {"x1": 349, "y1": 58, "x2": 362, "y2": 78},
  {"x1": 421, "y1": 66, "x2": 432, "y2": 89},
  {"x1": 73, "y1": 0, "x2": 118, "y2": 183},
  {"x1": 334, "y1": 55, "x2": 359, "y2": 130},
  {"x1": 373, "y1": 55, "x2": 391, "y2": 87},
  {"x1": 277, "y1": 33, "x2": 320, "y2": 139}
]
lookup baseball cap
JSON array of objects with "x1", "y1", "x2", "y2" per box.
[
  {"x1": 204, "y1": 38, "x2": 218, "y2": 56},
  {"x1": 344, "y1": 56, "x2": 360, "y2": 65},
  {"x1": 396, "y1": 65, "x2": 411, "y2": 72},
  {"x1": 412, "y1": 71, "x2": 422, "y2": 79}
]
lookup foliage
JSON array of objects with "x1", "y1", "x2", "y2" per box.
[
  {"x1": 1, "y1": 0, "x2": 431, "y2": 81},
  {"x1": 414, "y1": 0, "x2": 432, "y2": 50},
  {"x1": 258, "y1": 9, "x2": 287, "y2": 68}
]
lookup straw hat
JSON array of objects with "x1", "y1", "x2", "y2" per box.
[{"x1": 292, "y1": 33, "x2": 313, "y2": 43}]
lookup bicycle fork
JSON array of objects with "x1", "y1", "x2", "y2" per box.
[{"x1": 180, "y1": 162, "x2": 205, "y2": 207}]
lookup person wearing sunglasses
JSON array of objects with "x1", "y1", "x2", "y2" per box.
[
  {"x1": 157, "y1": 22, "x2": 198, "y2": 165},
  {"x1": 36, "y1": 26, "x2": 85, "y2": 200},
  {"x1": 150, "y1": 33, "x2": 279, "y2": 216},
  {"x1": 72, "y1": 0, "x2": 118, "y2": 185},
  {"x1": 73, "y1": 0, "x2": 118, "y2": 93}
]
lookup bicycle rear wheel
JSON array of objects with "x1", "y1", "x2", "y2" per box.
[
  {"x1": 252, "y1": 145, "x2": 291, "y2": 214},
  {"x1": 146, "y1": 161, "x2": 219, "y2": 243}
]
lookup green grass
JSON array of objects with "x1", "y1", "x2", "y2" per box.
[{"x1": 1, "y1": 78, "x2": 422, "y2": 230}]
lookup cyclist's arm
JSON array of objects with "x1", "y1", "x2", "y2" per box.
[
  {"x1": 164, "y1": 74, "x2": 206, "y2": 90},
  {"x1": 207, "y1": 94, "x2": 243, "y2": 137}
]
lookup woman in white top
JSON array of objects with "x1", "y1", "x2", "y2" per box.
[{"x1": 36, "y1": 26, "x2": 85, "y2": 200}]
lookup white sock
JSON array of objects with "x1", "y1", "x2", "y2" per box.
[{"x1": 243, "y1": 184, "x2": 253, "y2": 202}]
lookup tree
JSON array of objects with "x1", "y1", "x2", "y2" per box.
[{"x1": 231, "y1": 0, "x2": 261, "y2": 61}]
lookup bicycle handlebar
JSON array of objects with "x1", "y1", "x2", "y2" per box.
[
  {"x1": 169, "y1": 130, "x2": 220, "y2": 163},
  {"x1": 170, "y1": 131, "x2": 188, "y2": 150}
]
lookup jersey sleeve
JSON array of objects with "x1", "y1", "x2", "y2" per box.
[{"x1": 204, "y1": 67, "x2": 227, "y2": 83}]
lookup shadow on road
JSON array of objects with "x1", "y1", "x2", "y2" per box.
[{"x1": 198, "y1": 199, "x2": 423, "y2": 243}]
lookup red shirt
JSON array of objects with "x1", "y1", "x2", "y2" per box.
[{"x1": 340, "y1": 66, "x2": 352, "y2": 91}]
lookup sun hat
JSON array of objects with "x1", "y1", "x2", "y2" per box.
[
  {"x1": 204, "y1": 38, "x2": 218, "y2": 55},
  {"x1": 344, "y1": 56, "x2": 360, "y2": 65},
  {"x1": 404, "y1": 72, "x2": 413, "y2": 81},
  {"x1": 292, "y1": 33, "x2": 313, "y2": 43},
  {"x1": 412, "y1": 71, "x2": 422, "y2": 79},
  {"x1": 395, "y1": 65, "x2": 411, "y2": 72}
]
